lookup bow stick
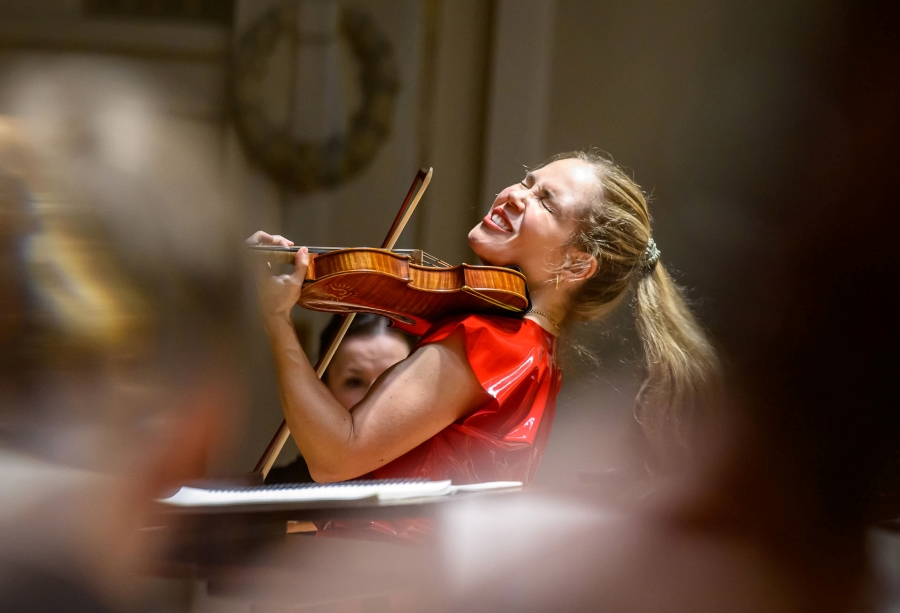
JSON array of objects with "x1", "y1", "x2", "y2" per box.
[{"x1": 254, "y1": 167, "x2": 434, "y2": 478}]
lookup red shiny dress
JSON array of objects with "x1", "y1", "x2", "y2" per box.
[{"x1": 372, "y1": 314, "x2": 561, "y2": 485}]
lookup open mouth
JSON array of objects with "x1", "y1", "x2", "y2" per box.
[{"x1": 484, "y1": 210, "x2": 513, "y2": 232}]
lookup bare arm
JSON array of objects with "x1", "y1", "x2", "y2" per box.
[
  {"x1": 265, "y1": 315, "x2": 485, "y2": 481},
  {"x1": 250, "y1": 232, "x2": 487, "y2": 482}
]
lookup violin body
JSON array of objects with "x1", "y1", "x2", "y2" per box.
[{"x1": 253, "y1": 246, "x2": 530, "y2": 335}]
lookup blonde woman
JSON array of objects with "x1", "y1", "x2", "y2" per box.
[{"x1": 250, "y1": 150, "x2": 719, "y2": 484}]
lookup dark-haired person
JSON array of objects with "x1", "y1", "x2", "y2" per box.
[{"x1": 266, "y1": 313, "x2": 416, "y2": 484}]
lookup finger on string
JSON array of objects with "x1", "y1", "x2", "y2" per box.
[
  {"x1": 245, "y1": 230, "x2": 273, "y2": 245},
  {"x1": 271, "y1": 234, "x2": 294, "y2": 247},
  {"x1": 245, "y1": 231, "x2": 294, "y2": 247}
]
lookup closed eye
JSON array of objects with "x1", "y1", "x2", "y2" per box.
[
  {"x1": 540, "y1": 194, "x2": 556, "y2": 215},
  {"x1": 521, "y1": 175, "x2": 557, "y2": 215}
]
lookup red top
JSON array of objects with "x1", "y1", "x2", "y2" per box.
[{"x1": 371, "y1": 314, "x2": 561, "y2": 485}]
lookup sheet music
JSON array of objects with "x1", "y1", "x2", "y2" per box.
[{"x1": 158, "y1": 479, "x2": 522, "y2": 508}]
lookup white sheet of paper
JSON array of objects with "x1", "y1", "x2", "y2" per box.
[{"x1": 158, "y1": 479, "x2": 522, "y2": 507}]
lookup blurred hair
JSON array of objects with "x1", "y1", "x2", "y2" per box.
[
  {"x1": 538, "y1": 149, "x2": 721, "y2": 463},
  {"x1": 0, "y1": 114, "x2": 245, "y2": 446},
  {"x1": 318, "y1": 313, "x2": 417, "y2": 383}
]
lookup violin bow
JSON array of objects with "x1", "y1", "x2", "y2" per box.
[{"x1": 254, "y1": 167, "x2": 434, "y2": 478}]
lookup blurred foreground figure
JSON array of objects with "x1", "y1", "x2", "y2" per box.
[
  {"x1": 0, "y1": 103, "x2": 244, "y2": 611},
  {"x1": 423, "y1": 2, "x2": 900, "y2": 611}
]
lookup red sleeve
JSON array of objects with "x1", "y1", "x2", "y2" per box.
[
  {"x1": 375, "y1": 314, "x2": 560, "y2": 484},
  {"x1": 417, "y1": 314, "x2": 542, "y2": 408}
]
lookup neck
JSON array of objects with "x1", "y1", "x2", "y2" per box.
[{"x1": 524, "y1": 284, "x2": 569, "y2": 336}]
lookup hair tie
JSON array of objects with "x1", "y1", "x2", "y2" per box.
[{"x1": 641, "y1": 237, "x2": 660, "y2": 270}]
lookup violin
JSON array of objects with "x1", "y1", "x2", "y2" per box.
[{"x1": 250, "y1": 245, "x2": 529, "y2": 335}]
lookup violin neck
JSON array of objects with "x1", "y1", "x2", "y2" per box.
[
  {"x1": 250, "y1": 246, "x2": 359, "y2": 255},
  {"x1": 248, "y1": 246, "x2": 449, "y2": 268}
]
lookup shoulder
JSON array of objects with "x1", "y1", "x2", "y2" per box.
[
  {"x1": 419, "y1": 314, "x2": 547, "y2": 345},
  {"x1": 417, "y1": 314, "x2": 557, "y2": 388}
]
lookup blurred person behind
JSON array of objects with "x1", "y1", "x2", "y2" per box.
[
  {"x1": 0, "y1": 61, "x2": 247, "y2": 612},
  {"x1": 418, "y1": 1, "x2": 900, "y2": 611},
  {"x1": 318, "y1": 313, "x2": 417, "y2": 412},
  {"x1": 267, "y1": 313, "x2": 416, "y2": 484}
]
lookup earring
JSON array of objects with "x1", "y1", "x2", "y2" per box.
[{"x1": 556, "y1": 274, "x2": 560, "y2": 290}]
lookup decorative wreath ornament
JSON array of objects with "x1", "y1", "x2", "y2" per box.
[{"x1": 231, "y1": 3, "x2": 399, "y2": 193}]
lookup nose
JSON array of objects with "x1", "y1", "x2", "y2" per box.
[{"x1": 505, "y1": 187, "x2": 528, "y2": 212}]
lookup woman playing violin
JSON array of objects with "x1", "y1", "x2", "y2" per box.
[{"x1": 250, "y1": 150, "x2": 719, "y2": 484}]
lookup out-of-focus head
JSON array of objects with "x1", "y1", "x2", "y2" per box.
[
  {"x1": 0, "y1": 60, "x2": 251, "y2": 609},
  {"x1": 0, "y1": 59, "x2": 247, "y2": 469},
  {"x1": 318, "y1": 314, "x2": 415, "y2": 409}
]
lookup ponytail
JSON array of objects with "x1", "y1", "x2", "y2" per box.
[
  {"x1": 539, "y1": 149, "x2": 720, "y2": 463},
  {"x1": 634, "y1": 263, "x2": 720, "y2": 461}
]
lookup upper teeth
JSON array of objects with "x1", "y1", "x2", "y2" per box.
[{"x1": 491, "y1": 213, "x2": 511, "y2": 231}]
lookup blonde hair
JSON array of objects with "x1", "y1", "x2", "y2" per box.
[{"x1": 543, "y1": 149, "x2": 720, "y2": 461}]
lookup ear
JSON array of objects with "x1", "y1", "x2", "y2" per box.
[{"x1": 564, "y1": 251, "x2": 598, "y2": 283}]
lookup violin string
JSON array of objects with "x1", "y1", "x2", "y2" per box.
[{"x1": 422, "y1": 253, "x2": 451, "y2": 268}]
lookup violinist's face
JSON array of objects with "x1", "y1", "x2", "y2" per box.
[
  {"x1": 468, "y1": 158, "x2": 596, "y2": 286},
  {"x1": 325, "y1": 333, "x2": 411, "y2": 409}
]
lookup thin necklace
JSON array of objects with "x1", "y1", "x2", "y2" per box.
[{"x1": 528, "y1": 308, "x2": 560, "y2": 332}]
